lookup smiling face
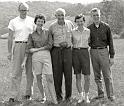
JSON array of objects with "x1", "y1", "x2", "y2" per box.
[
  {"x1": 55, "y1": 11, "x2": 65, "y2": 21},
  {"x1": 55, "y1": 8, "x2": 66, "y2": 24},
  {"x1": 75, "y1": 17, "x2": 85, "y2": 27},
  {"x1": 91, "y1": 9, "x2": 101, "y2": 24},
  {"x1": 36, "y1": 18, "x2": 45, "y2": 29},
  {"x1": 18, "y1": 4, "x2": 28, "y2": 19}
]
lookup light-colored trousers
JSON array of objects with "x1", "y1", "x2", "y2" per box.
[
  {"x1": 90, "y1": 48, "x2": 114, "y2": 98},
  {"x1": 10, "y1": 43, "x2": 34, "y2": 98},
  {"x1": 32, "y1": 50, "x2": 53, "y2": 75}
]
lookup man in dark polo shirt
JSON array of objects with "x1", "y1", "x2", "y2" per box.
[{"x1": 87, "y1": 8, "x2": 115, "y2": 102}]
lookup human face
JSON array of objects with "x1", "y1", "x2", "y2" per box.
[
  {"x1": 75, "y1": 17, "x2": 85, "y2": 28},
  {"x1": 55, "y1": 11, "x2": 65, "y2": 22},
  {"x1": 91, "y1": 11, "x2": 100, "y2": 24},
  {"x1": 18, "y1": 5, "x2": 28, "y2": 19},
  {"x1": 36, "y1": 18, "x2": 45, "y2": 29}
]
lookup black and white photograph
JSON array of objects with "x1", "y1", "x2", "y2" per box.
[{"x1": 0, "y1": 0, "x2": 124, "y2": 105}]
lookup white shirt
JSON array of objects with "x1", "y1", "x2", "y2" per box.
[
  {"x1": 8, "y1": 16, "x2": 35, "y2": 42},
  {"x1": 72, "y1": 27, "x2": 90, "y2": 48}
]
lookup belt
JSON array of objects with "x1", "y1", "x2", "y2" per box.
[
  {"x1": 91, "y1": 46, "x2": 107, "y2": 49},
  {"x1": 15, "y1": 41, "x2": 27, "y2": 43},
  {"x1": 73, "y1": 47, "x2": 88, "y2": 50},
  {"x1": 53, "y1": 46, "x2": 71, "y2": 49}
]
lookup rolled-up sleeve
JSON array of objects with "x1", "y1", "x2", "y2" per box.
[
  {"x1": 25, "y1": 34, "x2": 34, "y2": 54},
  {"x1": 44, "y1": 30, "x2": 53, "y2": 50}
]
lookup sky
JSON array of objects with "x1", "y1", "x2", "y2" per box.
[{"x1": 0, "y1": 0, "x2": 103, "y2": 4}]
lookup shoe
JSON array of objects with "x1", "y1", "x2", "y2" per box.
[
  {"x1": 23, "y1": 95, "x2": 32, "y2": 100},
  {"x1": 9, "y1": 98, "x2": 15, "y2": 102},
  {"x1": 40, "y1": 97, "x2": 46, "y2": 103},
  {"x1": 47, "y1": 101, "x2": 58, "y2": 106},
  {"x1": 57, "y1": 98, "x2": 63, "y2": 104},
  {"x1": 8, "y1": 98, "x2": 21, "y2": 104},
  {"x1": 108, "y1": 96, "x2": 115, "y2": 102},
  {"x1": 93, "y1": 95, "x2": 104, "y2": 100},
  {"x1": 34, "y1": 96, "x2": 46, "y2": 103},
  {"x1": 77, "y1": 92, "x2": 85, "y2": 103},
  {"x1": 65, "y1": 98, "x2": 70, "y2": 103},
  {"x1": 64, "y1": 97, "x2": 69, "y2": 103},
  {"x1": 85, "y1": 93, "x2": 90, "y2": 103}
]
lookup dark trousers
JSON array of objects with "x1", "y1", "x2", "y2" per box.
[{"x1": 51, "y1": 47, "x2": 72, "y2": 101}]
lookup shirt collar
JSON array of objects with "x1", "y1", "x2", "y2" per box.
[
  {"x1": 34, "y1": 27, "x2": 45, "y2": 34},
  {"x1": 57, "y1": 20, "x2": 69, "y2": 26},
  {"x1": 93, "y1": 21, "x2": 102, "y2": 28},
  {"x1": 75, "y1": 26, "x2": 87, "y2": 32}
]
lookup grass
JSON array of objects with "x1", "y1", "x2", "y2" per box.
[{"x1": 0, "y1": 39, "x2": 124, "y2": 106}]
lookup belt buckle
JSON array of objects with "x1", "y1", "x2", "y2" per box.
[
  {"x1": 97, "y1": 47, "x2": 101, "y2": 49},
  {"x1": 15, "y1": 41, "x2": 27, "y2": 43},
  {"x1": 97, "y1": 47, "x2": 106, "y2": 49},
  {"x1": 22, "y1": 41, "x2": 27, "y2": 43},
  {"x1": 77, "y1": 47, "x2": 81, "y2": 50}
]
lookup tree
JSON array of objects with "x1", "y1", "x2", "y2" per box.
[{"x1": 100, "y1": 0, "x2": 124, "y2": 34}]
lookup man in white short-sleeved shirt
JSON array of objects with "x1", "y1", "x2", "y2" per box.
[
  {"x1": 7, "y1": 2, "x2": 35, "y2": 101},
  {"x1": 8, "y1": 16, "x2": 34, "y2": 42}
]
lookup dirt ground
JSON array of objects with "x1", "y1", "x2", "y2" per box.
[{"x1": 0, "y1": 39, "x2": 124, "y2": 106}]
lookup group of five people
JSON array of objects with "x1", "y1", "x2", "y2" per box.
[{"x1": 7, "y1": 2, "x2": 115, "y2": 105}]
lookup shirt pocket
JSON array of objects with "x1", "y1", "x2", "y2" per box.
[
  {"x1": 100, "y1": 30, "x2": 107, "y2": 41},
  {"x1": 32, "y1": 36, "x2": 41, "y2": 47},
  {"x1": 66, "y1": 30, "x2": 72, "y2": 40}
]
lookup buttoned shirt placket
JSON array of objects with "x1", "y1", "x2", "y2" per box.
[
  {"x1": 61, "y1": 25, "x2": 66, "y2": 42},
  {"x1": 76, "y1": 29, "x2": 85, "y2": 48},
  {"x1": 79, "y1": 30, "x2": 83, "y2": 48},
  {"x1": 95, "y1": 24, "x2": 101, "y2": 59}
]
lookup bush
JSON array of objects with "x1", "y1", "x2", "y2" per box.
[
  {"x1": 113, "y1": 34, "x2": 120, "y2": 39},
  {"x1": 119, "y1": 31, "x2": 124, "y2": 39}
]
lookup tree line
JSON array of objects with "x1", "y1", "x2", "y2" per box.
[{"x1": 0, "y1": 0, "x2": 124, "y2": 38}]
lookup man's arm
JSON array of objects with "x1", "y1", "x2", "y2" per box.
[
  {"x1": 107, "y1": 26, "x2": 115, "y2": 66},
  {"x1": 107, "y1": 26, "x2": 115, "y2": 58},
  {"x1": 21, "y1": 54, "x2": 28, "y2": 69},
  {"x1": 87, "y1": 25, "x2": 91, "y2": 47},
  {"x1": 7, "y1": 29, "x2": 14, "y2": 60}
]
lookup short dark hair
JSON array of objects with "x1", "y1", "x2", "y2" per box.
[
  {"x1": 34, "y1": 14, "x2": 46, "y2": 24},
  {"x1": 90, "y1": 8, "x2": 100, "y2": 14},
  {"x1": 74, "y1": 14, "x2": 85, "y2": 22}
]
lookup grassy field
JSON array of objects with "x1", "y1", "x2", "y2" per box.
[{"x1": 0, "y1": 39, "x2": 124, "y2": 106}]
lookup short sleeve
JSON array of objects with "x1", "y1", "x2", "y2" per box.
[{"x1": 8, "y1": 20, "x2": 14, "y2": 31}]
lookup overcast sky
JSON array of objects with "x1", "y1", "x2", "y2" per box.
[{"x1": 0, "y1": 0, "x2": 103, "y2": 4}]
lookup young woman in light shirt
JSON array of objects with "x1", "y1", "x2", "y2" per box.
[{"x1": 72, "y1": 14, "x2": 90, "y2": 103}]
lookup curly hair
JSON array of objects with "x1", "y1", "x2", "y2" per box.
[
  {"x1": 74, "y1": 14, "x2": 85, "y2": 22},
  {"x1": 34, "y1": 14, "x2": 46, "y2": 24}
]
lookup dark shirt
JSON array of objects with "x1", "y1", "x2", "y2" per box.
[
  {"x1": 87, "y1": 21, "x2": 115, "y2": 58},
  {"x1": 26, "y1": 28, "x2": 52, "y2": 53}
]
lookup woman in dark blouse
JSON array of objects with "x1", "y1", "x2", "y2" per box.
[{"x1": 22, "y1": 14, "x2": 57, "y2": 104}]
